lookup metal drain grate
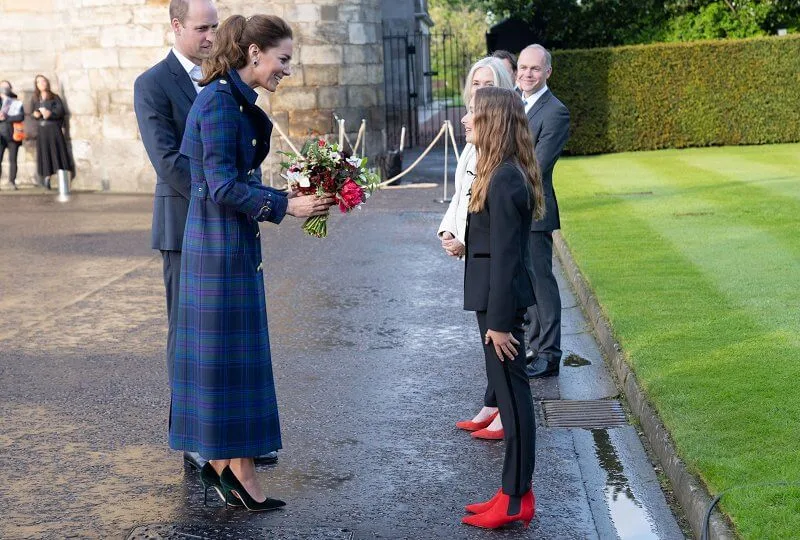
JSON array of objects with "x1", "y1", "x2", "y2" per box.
[
  {"x1": 541, "y1": 400, "x2": 628, "y2": 428},
  {"x1": 127, "y1": 524, "x2": 357, "y2": 539}
]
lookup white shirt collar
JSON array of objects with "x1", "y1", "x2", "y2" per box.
[
  {"x1": 523, "y1": 84, "x2": 549, "y2": 113},
  {"x1": 172, "y1": 47, "x2": 203, "y2": 93}
]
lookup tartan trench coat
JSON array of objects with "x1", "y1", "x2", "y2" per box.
[{"x1": 169, "y1": 69, "x2": 289, "y2": 459}]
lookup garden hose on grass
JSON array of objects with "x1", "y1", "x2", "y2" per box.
[{"x1": 702, "y1": 481, "x2": 800, "y2": 540}]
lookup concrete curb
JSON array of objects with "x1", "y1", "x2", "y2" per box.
[{"x1": 553, "y1": 231, "x2": 737, "y2": 540}]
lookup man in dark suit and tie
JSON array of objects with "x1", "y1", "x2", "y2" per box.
[
  {"x1": 516, "y1": 44, "x2": 571, "y2": 378},
  {"x1": 134, "y1": 0, "x2": 277, "y2": 469}
]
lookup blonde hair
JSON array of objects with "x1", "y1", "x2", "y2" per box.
[
  {"x1": 200, "y1": 14, "x2": 292, "y2": 86},
  {"x1": 462, "y1": 57, "x2": 515, "y2": 107},
  {"x1": 468, "y1": 86, "x2": 544, "y2": 220}
]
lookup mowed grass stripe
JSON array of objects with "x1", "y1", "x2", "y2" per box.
[
  {"x1": 630, "y1": 155, "x2": 800, "y2": 339},
  {"x1": 679, "y1": 152, "x2": 800, "y2": 207},
  {"x1": 557, "y1": 148, "x2": 800, "y2": 539}
]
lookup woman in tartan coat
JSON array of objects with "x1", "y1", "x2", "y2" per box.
[{"x1": 170, "y1": 14, "x2": 334, "y2": 510}]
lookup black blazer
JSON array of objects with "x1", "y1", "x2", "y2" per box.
[
  {"x1": 464, "y1": 161, "x2": 537, "y2": 332},
  {"x1": 134, "y1": 51, "x2": 197, "y2": 251},
  {"x1": 526, "y1": 89, "x2": 570, "y2": 232}
]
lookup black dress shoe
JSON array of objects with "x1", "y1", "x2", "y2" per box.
[
  {"x1": 526, "y1": 357, "x2": 560, "y2": 378},
  {"x1": 184, "y1": 451, "x2": 207, "y2": 471},
  {"x1": 254, "y1": 451, "x2": 278, "y2": 464},
  {"x1": 525, "y1": 350, "x2": 536, "y2": 363}
]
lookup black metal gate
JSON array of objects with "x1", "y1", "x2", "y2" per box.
[{"x1": 383, "y1": 31, "x2": 471, "y2": 151}]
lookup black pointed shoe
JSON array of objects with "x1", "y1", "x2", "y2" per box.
[
  {"x1": 199, "y1": 463, "x2": 242, "y2": 507},
  {"x1": 219, "y1": 466, "x2": 286, "y2": 512}
]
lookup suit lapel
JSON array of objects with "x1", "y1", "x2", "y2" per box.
[
  {"x1": 526, "y1": 89, "x2": 552, "y2": 123},
  {"x1": 166, "y1": 50, "x2": 198, "y2": 105}
]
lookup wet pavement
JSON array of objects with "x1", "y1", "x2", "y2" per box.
[{"x1": 0, "y1": 183, "x2": 686, "y2": 538}]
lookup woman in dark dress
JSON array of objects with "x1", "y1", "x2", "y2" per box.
[
  {"x1": 30, "y1": 75, "x2": 74, "y2": 189},
  {"x1": 171, "y1": 14, "x2": 334, "y2": 511},
  {"x1": 460, "y1": 87, "x2": 544, "y2": 529}
]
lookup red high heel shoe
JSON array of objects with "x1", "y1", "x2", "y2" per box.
[
  {"x1": 462, "y1": 489, "x2": 535, "y2": 529},
  {"x1": 471, "y1": 426, "x2": 504, "y2": 440},
  {"x1": 465, "y1": 487, "x2": 502, "y2": 514},
  {"x1": 456, "y1": 410, "x2": 498, "y2": 432}
]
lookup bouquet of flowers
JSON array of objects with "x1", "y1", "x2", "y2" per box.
[{"x1": 280, "y1": 139, "x2": 381, "y2": 238}]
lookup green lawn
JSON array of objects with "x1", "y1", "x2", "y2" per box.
[{"x1": 557, "y1": 143, "x2": 800, "y2": 539}]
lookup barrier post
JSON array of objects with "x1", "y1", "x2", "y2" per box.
[
  {"x1": 435, "y1": 121, "x2": 451, "y2": 203},
  {"x1": 57, "y1": 169, "x2": 70, "y2": 202}
]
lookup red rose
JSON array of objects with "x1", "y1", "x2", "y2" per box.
[
  {"x1": 318, "y1": 139, "x2": 326, "y2": 147},
  {"x1": 338, "y1": 179, "x2": 365, "y2": 213}
]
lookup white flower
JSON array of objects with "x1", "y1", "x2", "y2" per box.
[
  {"x1": 347, "y1": 156, "x2": 363, "y2": 169},
  {"x1": 286, "y1": 169, "x2": 310, "y2": 188}
]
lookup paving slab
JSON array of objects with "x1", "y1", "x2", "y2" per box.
[{"x1": 0, "y1": 188, "x2": 685, "y2": 539}]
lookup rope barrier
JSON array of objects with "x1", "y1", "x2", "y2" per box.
[
  {"x1": 378, "y1": 122, "x2": 449, "y2": 188},
  {"x1": 353, "y1": 119, "x2": 366, "y2": 156},
  {"x1": 447, "y1": 120, "x2": 461, "y2": 162},
  {"x1": 270, "y1": 118, "x2": 300, "y2": 156},
  {"x1": 269, "y1": 115, "x2": 458, "y2": 191}
]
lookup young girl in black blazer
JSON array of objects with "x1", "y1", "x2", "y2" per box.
[{"x1": 460, "y1": 86, "x2": 544, "y2": 529}]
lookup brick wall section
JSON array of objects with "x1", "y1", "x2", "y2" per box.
[{"x1": 0, "y1": 0, "x2": 385, "y2": 192}]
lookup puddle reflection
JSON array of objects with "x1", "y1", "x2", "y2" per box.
[{"x1": 592, "y1": 429, "x2": 659, "y2": 539}]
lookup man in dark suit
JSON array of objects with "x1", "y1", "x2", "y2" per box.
[
  {"x1": 134, "y1": 0, "x2": 277, "y2": 469},
  {"x1": 516, "y1": 44, "x2": 571, "y2": 378}
]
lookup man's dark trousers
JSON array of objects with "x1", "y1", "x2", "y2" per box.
[
  {"x1": 162, "y1": 250, "x2": 181, "y2": 383},
  {"x1": 134, "y1": 50, "x2": 197, "y2": 383},
  {"x1": 526, "y1": 231, "x2": 561, "y2": 362}
]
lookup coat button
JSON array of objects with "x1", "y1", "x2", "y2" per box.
[
  {"x1": 251, "y1": 139, "x2": 257, "y2": 146},
  {"x1": 219, "y1": 79, "x2": 227, "y2": 85},
  {"x1": 256, "y1": 262, "x2": 263, "y2": 272},
  {"x1": 239, "y1": 106, "x2": 243, "y2": 112}
]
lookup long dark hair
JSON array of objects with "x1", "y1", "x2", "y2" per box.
[
  {"x1": 199, "y1": 14, "x2": 292, "y2": 86},
  {"x1": 469, "y1": 87, "x2": 544, "y2": 220},
  {"x1": 33, "y1": 74, "x2": 58, "y2": 102}
]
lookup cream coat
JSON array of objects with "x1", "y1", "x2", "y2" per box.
[{"x1": 437, "y1": 143, "x2": 477, "y2": 245}]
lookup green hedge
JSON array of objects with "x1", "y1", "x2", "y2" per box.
[{"x1": 551, "y1": 35, "x2": 800, "y2": 155}]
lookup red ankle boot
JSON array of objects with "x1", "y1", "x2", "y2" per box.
[
  {"x1": 461, "y1": 489, "x2": 535, "y2": 529},
  {"x1": 465, "y1": 487, "x2": 502, "y2": 514}
]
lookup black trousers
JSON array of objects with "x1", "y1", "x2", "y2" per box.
[
  {"x1": 0, "y1": 134, "x2": 20, "y2": 184},
  {"x1": 525, "y1": 231, "x2": 562, "y2": 362},
  {"x1": 477, "y1": 310, "x2": 536, "y2": 496},
  {"x1": 161, "y1": 249, "x2": 181, "y2": 385}
]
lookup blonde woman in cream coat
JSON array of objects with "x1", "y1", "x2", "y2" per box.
[{"x1": 438, "y1": 56, "x2": 515, "y2": 440}]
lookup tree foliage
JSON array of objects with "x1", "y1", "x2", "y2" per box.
[{"x1": 432, "y1": 0, "x2": 800, "y2": 49}]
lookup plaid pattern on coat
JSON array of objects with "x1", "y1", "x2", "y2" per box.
[{"x1": 169, "y1": 70, "x2": 289, "y2": 459}]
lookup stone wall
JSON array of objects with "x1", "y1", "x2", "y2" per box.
[{"x1": 0, "y1": 0, "x2": 385, "y2": 192}]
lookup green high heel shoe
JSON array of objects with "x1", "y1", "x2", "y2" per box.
[{"x1": 199, "y1": 463, "x2": 242, "y2": 507}]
